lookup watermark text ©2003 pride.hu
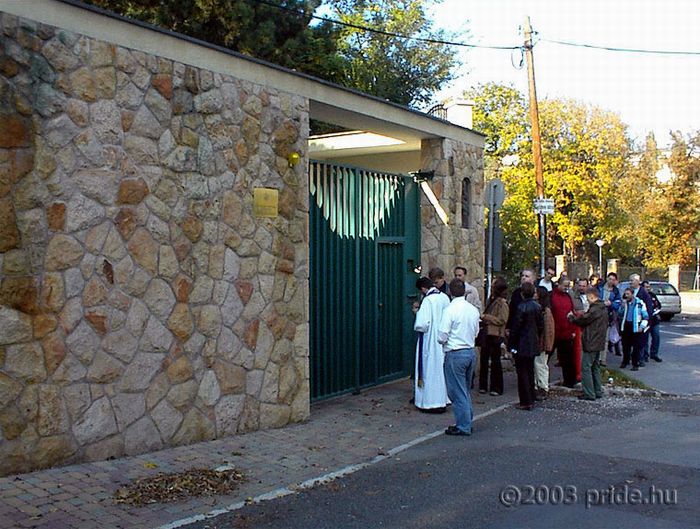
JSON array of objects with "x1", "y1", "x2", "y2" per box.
[{"x1": 499, "y1": 484, "x2": 678, "y2": 509}]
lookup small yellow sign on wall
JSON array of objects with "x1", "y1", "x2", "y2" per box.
[{"x1": 253, "y1": 188, "x2": 279, "y2": 218}]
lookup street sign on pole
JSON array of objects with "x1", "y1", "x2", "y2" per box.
[
  {"x1": 533, "y1": 198, "x2": 555, "y2": 215},
  {"x1": 488, "y1": 179, "x2": 505, "y2": 210}
]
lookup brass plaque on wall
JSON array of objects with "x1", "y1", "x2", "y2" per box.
[{"x1": 253, "y1": 188, "x2": 279, "y2": 218}]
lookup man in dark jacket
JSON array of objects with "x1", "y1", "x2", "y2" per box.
[
  {"x1": 568, "y1": 287, "x2": 608, "y2": 401},
  {"x1": 642, "y1": 281, "x2": 663, "y2": 362},
  {"x1": 509, "y1": 282, "x2": 544, "y2": 410},
  {"x1": 506, "y1": 269, "x2": 535, "y2": 332}
]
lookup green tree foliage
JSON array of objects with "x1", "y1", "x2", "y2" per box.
[
  {"x1": 615, "y1": 133, "x2": 660, "y2": 264},
  {"x1": 84, "y1": 0, "x2": 347, "y2": 81},
  {"x1": 637, "y1": 131, "x2": 700, "y2": 267},
  {"x1": 467, "y1": 83, "x2": 535, "y2": 272},
  {"x1": 328, "y1": 0, "x2": 458, "y2": 107},
  {"x1": 467, "y1": 83, "x2": 633, "y2": 272},
  {"x1": 537, "y1": 99, "x2": 631, "y2": 262},
  {"x1": 468, "y1": 83, "x2": 527, "y2": 163}
]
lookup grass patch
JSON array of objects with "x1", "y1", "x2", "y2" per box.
[{"x1": 603, "y1": 367, "x2": 652, "y2": 390}]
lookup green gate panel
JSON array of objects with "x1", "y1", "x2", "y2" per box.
[
  {"x1": 377, "y1": 241, "x2": 404, "y2": 381},
  {"x1": 309, "y1": 161, "x2": 421, "y2": 400}
]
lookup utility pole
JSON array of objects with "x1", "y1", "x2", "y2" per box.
[{"x1": 524, "y1": 16, "x2": 546, "y2": 278}]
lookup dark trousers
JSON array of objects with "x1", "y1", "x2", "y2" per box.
[
  {"x1": 479, "y1": 335, "x2": 503, "y2": 394},
  {"x1": 621, "y1": 327, "x2": 645, "y2": 367},
  {"x1": 514, "y1": 354, "x2": 536, "y2": 406},
  {"x1": 608, "y1": 340, "x2": 621, "y2": 355},
  {"x1": 555, "y1": 338, "x2": 576, "y2": 388}
]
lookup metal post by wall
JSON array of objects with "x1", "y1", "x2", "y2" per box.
[
  {"x1": 486, "y1": 179, "x2": 504, "y2": 299},
  {"x1": 486, "y1": 202, "x2": 494, "y2": 299}
]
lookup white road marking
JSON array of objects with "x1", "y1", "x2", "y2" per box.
[
  {"x1": 156, "y1": 402, "x2": 514, "y2": 529},
  {"x1": 660, "y1": 329, "x2": 700, "y2": 342}
]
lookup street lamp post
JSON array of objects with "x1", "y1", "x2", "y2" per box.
[{"x1": 595, "y1": 239, "x2": 606, "y2": 276}]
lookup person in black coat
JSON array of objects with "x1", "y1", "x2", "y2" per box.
[
  {"x1": 509, "y1": 282, "x2": 544, "y2": 410},
  {"x1": 506, "y1": 269, "x2": 536, "y2": 332}
]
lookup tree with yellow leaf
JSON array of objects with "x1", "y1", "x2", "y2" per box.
[{"x1": 467, "y1": 83, "x2": 633, "y2": 272}]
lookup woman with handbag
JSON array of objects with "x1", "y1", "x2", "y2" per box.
[{"x1": 478, "y1": 277, "x2": 509, "y2": 396}]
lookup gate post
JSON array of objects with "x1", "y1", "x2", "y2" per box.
[
  {"x1": 555, "y1": 254, "x2": 566, "y2": 277},
  {"x1": 668, "y1": 264, "x2": 681, "y2": 290}
]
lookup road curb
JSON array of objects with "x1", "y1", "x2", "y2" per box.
[{"x1": 549, "y1": 383, "x2": 679, "y2": 399}]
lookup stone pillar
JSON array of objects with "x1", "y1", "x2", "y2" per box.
[
  {"x1": 669, "y1": 264, "x2": 681, "y2": 290},
  {"x1": 419, "y1": 138, "x2": 484, "y2": 290},
  {"x1": 607, "y1": 259, "x2": 619, "y2": 276}
]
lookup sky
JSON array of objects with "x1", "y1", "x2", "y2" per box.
[{"x1": 429, "y1": 0, "x2": 700, "y2": 148}]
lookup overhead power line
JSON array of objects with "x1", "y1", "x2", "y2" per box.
[
  {"x1": 539, "y1": 37, "x2": 700, "y2": 57},
  {"x1": 251, "y1": 0, "x2": 521, "y2": 50},
  {"x1": 251, "y1": 0, "x2": 700, "y2": 57}
]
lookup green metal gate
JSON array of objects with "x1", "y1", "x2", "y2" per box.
[{"x1": 309, "y1": 161, "x2": 421, "y2": 400}]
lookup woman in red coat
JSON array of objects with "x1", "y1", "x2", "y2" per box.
[{"x1": 550, "y1": 277, "x2": 578, "y2": 388}]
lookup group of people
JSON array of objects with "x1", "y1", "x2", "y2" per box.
[{"x1": 412, "y1": 265, "x2": 665, "y2": 437}]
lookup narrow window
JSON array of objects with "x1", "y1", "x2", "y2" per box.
[{"x1": 461, "y1": 178, "x2": 471, "y2": 228}]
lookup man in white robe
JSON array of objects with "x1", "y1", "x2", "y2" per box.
[{"x1": 413, "y1": 277, "x2": 451, "y2": 412}]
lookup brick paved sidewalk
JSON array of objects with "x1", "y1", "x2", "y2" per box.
[{"x1": 0, "y1": 373, "x2": 518, "y2": 529}]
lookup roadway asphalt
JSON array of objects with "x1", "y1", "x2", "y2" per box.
[
  {"x1": 179, "y1": 304, "x2": 700, "y2": 529},
  {"x1": 184, "y1": 393, "x2": 700, "y2": 529},
  {"x1": 616, "y1": 315, "x2": 700, "y2": 396}
]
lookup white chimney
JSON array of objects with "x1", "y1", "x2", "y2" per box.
[{"x1": 443, "y1": 98, "x2": 474, "y2": 129}]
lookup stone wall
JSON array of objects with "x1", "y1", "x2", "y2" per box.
[
  {"x1": 420, "y1": 138, "x2": 485, "y2": 290},
  {"x1": 0, "y1": 13, "x2": 309, "y2": 475}
]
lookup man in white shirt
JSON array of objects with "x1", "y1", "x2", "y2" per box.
[
  {"x1": 538, "y1": 266, "x2": 556, "y2": 292},
  {"x1": 413, "y1": 277, "x2": 451, "y2": 412},
  {"x1": 453, "y1": 266, "x2": 482, "y2": 310},
  {"x1": 438, "y1": 278, "x2": 481, "y2": 436}
]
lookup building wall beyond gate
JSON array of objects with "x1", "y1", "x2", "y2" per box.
[{"x1": 0, "y1": 12, "x2": 309, "y2": 475}]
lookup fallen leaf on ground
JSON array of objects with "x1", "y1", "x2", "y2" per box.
[{"x1": 113, "y1": 467, "x2": 245, "y2": 506}]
